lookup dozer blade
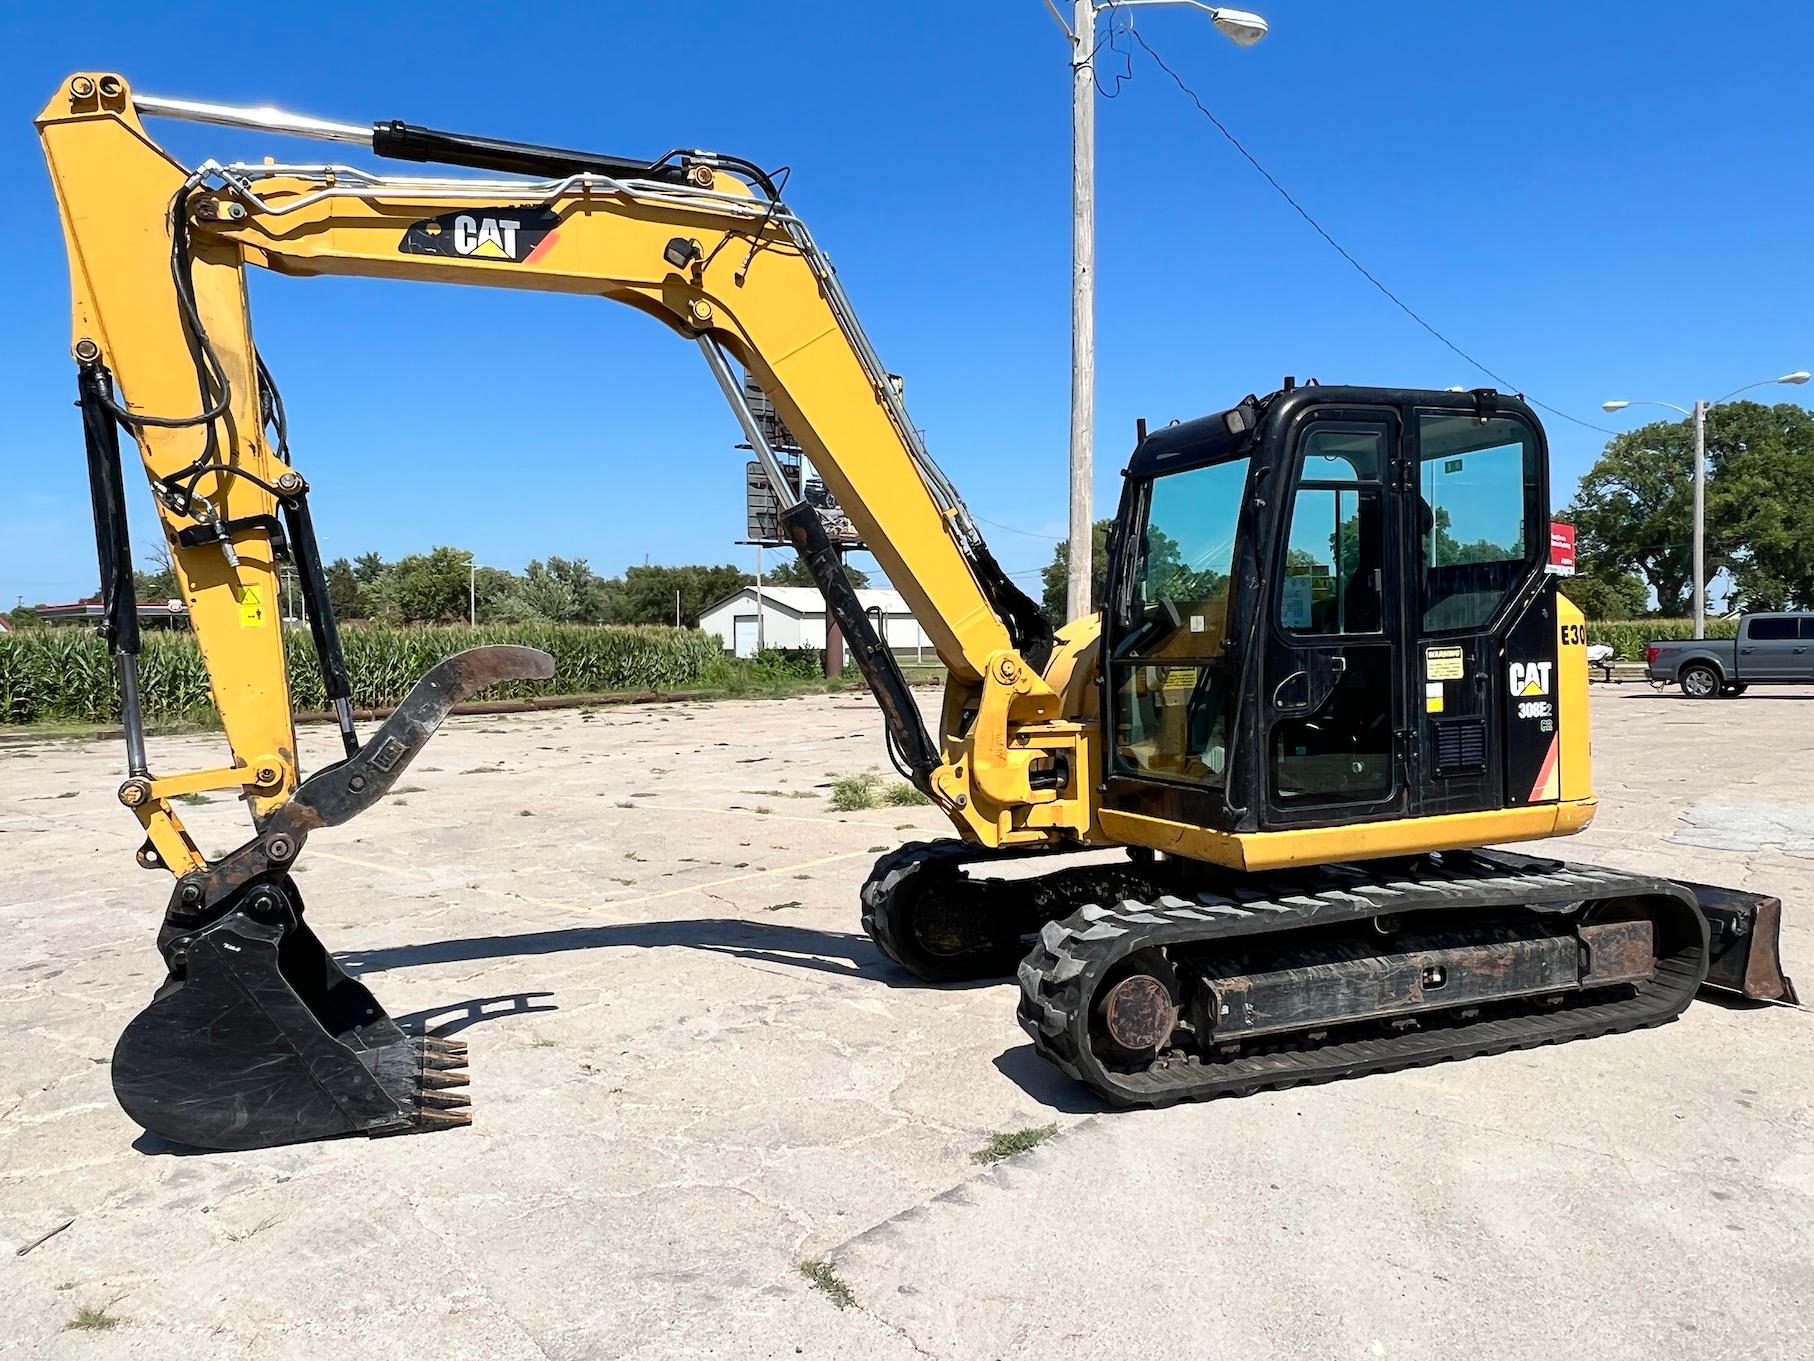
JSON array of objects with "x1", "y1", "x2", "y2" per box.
[
  {"x1": 1675, "y1": 879, "x2": 1799, "y2": 1004},
  {"x1": 112, "y1": 644, "x2": 549, "y2": 1151}
]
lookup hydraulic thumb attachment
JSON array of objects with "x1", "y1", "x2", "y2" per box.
[
  {"x1": 114, "y1": 645, "x2": 553, "y2": 1151},
  {"x1": 781, "y1": 500, "x2": 940, "y2": 789}
]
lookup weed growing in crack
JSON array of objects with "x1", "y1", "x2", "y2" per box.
[
  {"x1": 799, "y1": 1260, "x2": 856, "y2": 1310},
  {"x1": 971, "y1": 1123, "x2": 1058, "y2": 1165}
]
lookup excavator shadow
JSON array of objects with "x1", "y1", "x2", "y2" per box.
[
  {"x1": 393, "y1": 992, "x2": 560, "y2": 1037},
  {"x1": 333, "y1": 918, "x2": 1007, "y2": 992},
  {"x1": 991, "y1": 1046, "x2": 1115, "y2": 1115}
]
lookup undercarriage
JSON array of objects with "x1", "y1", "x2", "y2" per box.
[{"x1": 862, "y1": 841, "x2": 1795, "y2": 1108}]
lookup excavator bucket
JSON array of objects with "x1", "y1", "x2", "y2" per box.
[
  {"x1": 113, "y1": 645, "x2": 553, "y2": 1151},
  {"x1": 113, "y1": 878, "x2": 468, "y2": 1150}
]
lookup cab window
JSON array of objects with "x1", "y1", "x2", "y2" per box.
[
  {"x1": 1279, "y1": 427, "x2": 1384, "y2": 637},
  {"x1": 1747, "y1": 617, "x2": 1797, "y2": 641},
  {"x1": 1114, "y1": 456, "x2": 1249, "y2": 661},
  {"x1": 1417, "y1": 413, "x2": 1541, "y2": 632},
  {"x1": 1111, "y1": 455, "x2": 1250, "y2": 786}
]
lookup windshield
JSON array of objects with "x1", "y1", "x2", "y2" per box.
[
  {"x1": 1114, "y1": 456, "x2": 1250, "y2": 660},
  {"x1": 1110, "y1": 455, "x2": 1251, "y2": 788}
]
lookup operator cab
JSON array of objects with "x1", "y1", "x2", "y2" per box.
[{"x1": 1102, "y1": 384, "x2": 1558, "y2": 836}]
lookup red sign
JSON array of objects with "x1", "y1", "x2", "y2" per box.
[{"x1": 1548, "y1": 522, "x2": 1577, "y2": 576}]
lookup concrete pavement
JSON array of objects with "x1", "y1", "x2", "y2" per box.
[{"x1": 1, "y1": 683, "x2": 1808, "y2": 1359}]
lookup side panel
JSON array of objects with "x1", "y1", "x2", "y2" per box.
[
  {"x1": 1555, "y1": 593, "x2": 1594, "y2": 806},
  {"x1": 1501, "y1": 578, "x2": 1564, "y2": 806}
]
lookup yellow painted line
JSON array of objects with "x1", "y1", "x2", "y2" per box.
[
  {"x1": 313, "y1": 843, "x2": 870, "y2": 920},
  {"x1": 548, "y1": 848, "x2": 870, "y2": 915},
  {"x1": 628, "y1": 801, "x2": 902, "y2": 829},
  {"x1": 312, "y1": 848, "x2": 434, "y2": 877}
]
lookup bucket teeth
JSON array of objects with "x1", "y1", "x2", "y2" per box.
[
  {"x1": 413, "y1": 1106, "x2": 473, "y2": 1130},
  {"x1": 419, "y1": 1068, "x2": 471, "y2": 1090},
  {"x1": 417, "y1": 1088, "x2": 471, "y2": 1112}
]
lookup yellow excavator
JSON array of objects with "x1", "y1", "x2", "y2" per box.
[{"x1": 37, "y1": 74, "x2": 1795, "y2": 1150}]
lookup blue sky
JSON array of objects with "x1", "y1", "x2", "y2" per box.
[{"x1": 6, "y1": 1, "x2": 1810, "y2": 606}]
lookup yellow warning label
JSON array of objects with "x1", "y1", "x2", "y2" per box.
[
  {"x1": 237, "y1": 586, "x2": 264, "y2": 628},
  {"x1": 1425, "y1": 680, "x2": 1445, "y2": 713},
  {"x1": 1425, "y1": 646, "x2": 1465, "y2": 681}
]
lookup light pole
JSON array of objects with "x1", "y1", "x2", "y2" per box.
[
  {"x1": 457, "y1": 551, "x2": 483, "y2": 627},
  {"x1": 1050, "y1": 0, "x2": 1267, "y2": 622},
  {"x1": 1602, "y1": 371, "x2": 1809, "y2": 638}
]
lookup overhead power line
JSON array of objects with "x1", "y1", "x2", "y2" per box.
[
  {"x1": 975, "y1": 515, "x2": 1062, "y2": 540},
  {"x1": 1118, "y1": 21, "x2": 1618, "y2": 439}
]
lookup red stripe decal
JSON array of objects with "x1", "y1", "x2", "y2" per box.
[
  {"x1": 1528, "y1": 735, "x2": 1559, "y2": 802},
  {"x1": 523, "y1": 228, "x2": 560, "y2": 266}
]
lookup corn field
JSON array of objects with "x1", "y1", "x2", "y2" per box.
[
  {"x1": 0, "y1": 623, "x2": 729, "y2": 725},
  {"x1": 1587, "y1": 617, "x2": 1737, "y2": 661}
]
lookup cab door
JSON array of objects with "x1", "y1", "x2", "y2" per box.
[
  {"x1": 1261, "y1": 412, "x2": 1408, "y2": 826},
  {"x1": 1738, "y1": 616, "x2": 1807, "y2": 680}
]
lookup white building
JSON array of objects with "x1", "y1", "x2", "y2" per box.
[{"x1": 698, "y1": 586, "x2": 933, "y2": 659}]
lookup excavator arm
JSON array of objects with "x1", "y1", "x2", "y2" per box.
[
  {"x1": 36, "y1": 73, "x2": 1100, "y2": 1149},
  {"x1": 38, "y1": 75, "x2": 1095, "y2": 869}
]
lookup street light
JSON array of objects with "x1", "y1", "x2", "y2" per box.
[
  {"x1": 1600, "y1": 370, "x2": 1809, "y2": 638},
  {"x1": 1049, "y1": 0, "x2": 1268, "y2": 621},
  {"x1": 457, "y1": 550, "x2": 484, "y2": 627}
]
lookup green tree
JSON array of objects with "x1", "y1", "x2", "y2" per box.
[
  {"x1": 1706, "y1": 401, "x2": 1814, "y2": 610},
  {"x1": 352, "y1": 551, "x2": 387, "y2": 585},
  {"x1": 390, "y1": 546, "x2": 473, "y2": 624},
  {"x1": 761, "y1": 553, "x2": 872, "y2": 591},
  {"x1": 324, "y1": 557, "x2": 365, "y2": 620},
  {"x1": 1559, "y1": 565, "x2": 1649, "y2": 620},
  {"x1": 1568, "y1": 421, "x2": 1717, "y2": 616},
  {"x1": 1040, "y1": 519, "x2": 1114, "y2": 625},
  {"x1": 615, "y1": 564, "x2": 751, "y2": 626},
  {"x1": 131, "y1": 544, "x2": 180, "y2": 602}
]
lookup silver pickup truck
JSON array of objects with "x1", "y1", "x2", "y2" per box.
[{"x1": 1647, "y1": 612, "x2": 1814, "y2": 697}]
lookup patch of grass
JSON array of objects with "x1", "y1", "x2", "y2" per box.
[
  {"x1": 517, "y1": 808, "x2": 535, "y2": 817},
  {"x1": 880, "y1": 781, "x2": 930, "y2": 807},
  {"x1": 970, "y1": 1123, "x2": 1058, "y2": 1165},
  {"x1": 799, "y1": 1260, "x2": 856, "y2": 1310},
  {"x1": 828, "y1": 772, "x2": 883, "y2": 811},
  {"x1": 225, "y1": 1214, "x2": 279, "y2": 1242},
  {"x1": 390, "y1": 784, "x2": 426, "y2": 795},
  {"x1": 754, "y1": 805, "x2": 774, "y2": 816},
  {"x1": 174, "y1": 792, "x2": 210, "y2": 806},
  {"x1": 65, "y1": 1305, "x2": 121, "y2": 1332},
  {"x1": 461, "y1": 766, "x2": 503, "y2": 775}
]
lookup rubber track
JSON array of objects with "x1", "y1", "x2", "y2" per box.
[
  {"x1": 1016, "y1": 854, "x2": 1710, "y2": 1108},
  {"x1": 859, "y1": 840, "x2": 992, "y2": 971},
  {"x1": 861, "y1": 840, "x2": 1164, "y2": 980}
]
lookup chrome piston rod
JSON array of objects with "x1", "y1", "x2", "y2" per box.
[{"x1": 133, "y1": 92, "x2": 373, "y2": 145}]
